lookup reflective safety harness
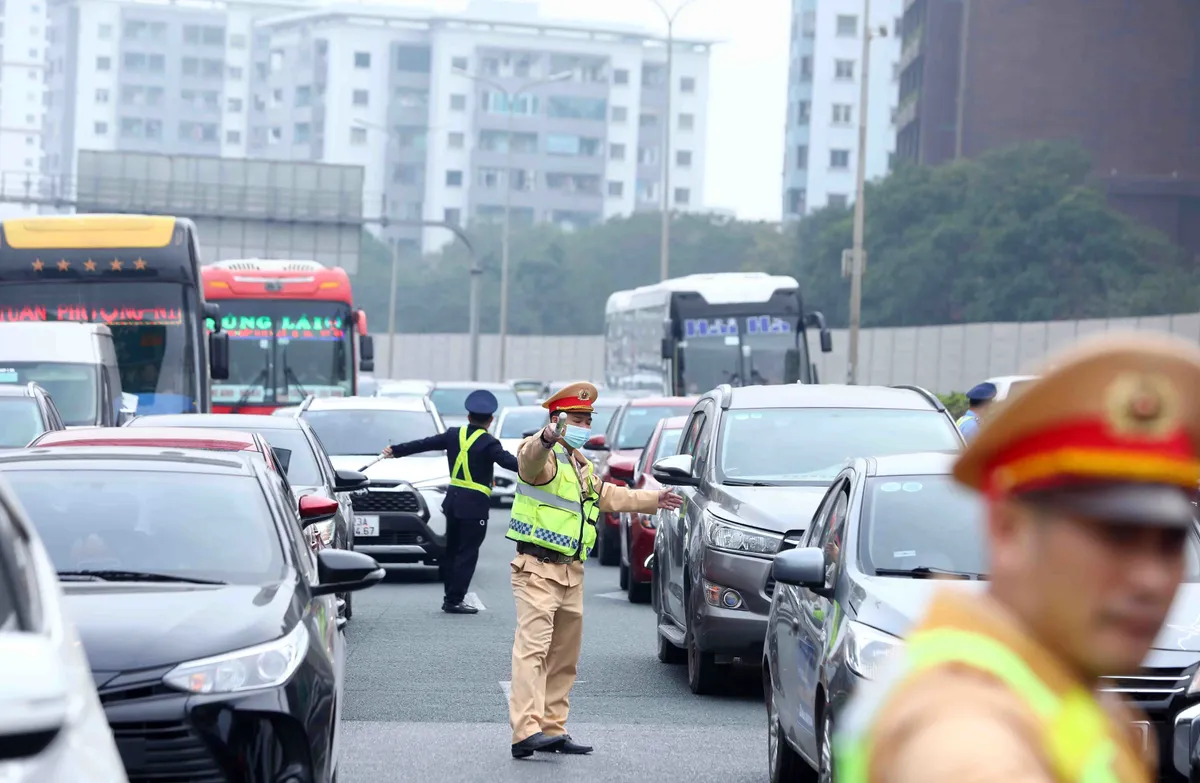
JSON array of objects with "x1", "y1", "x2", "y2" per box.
[
  {"x1": 835, "y1": 627, "x2": 1125, "y2": 783},
  {"x1": 506, "y1": 445, "x2": 600, "y2": 560},
  {"x1": 956, "y1": 410, "x2": 978, "y2": 429},
  {"x1": 450, "y1": 427, "x2": 491, "y2": 496}
]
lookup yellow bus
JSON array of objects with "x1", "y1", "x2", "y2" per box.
[{"x1": 0, "y1": 214, "x2": 229, "y2": 414}]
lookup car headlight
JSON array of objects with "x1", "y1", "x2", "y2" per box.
[
  {"x1": 162, "y1": 622, "x2": 309, "y2": 694},
  {"x1": 845, "y1": 620, "x2": 902, "y2": 680},
  {"x1": 702, "y1": 513, "x2": 782, "y2": 556}
]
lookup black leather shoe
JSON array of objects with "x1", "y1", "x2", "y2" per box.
[
  {"x1": 442, "y1": 602, "x2": 478, "y2": 614},
  {"x1": 511, "y1": 732, "x2": 561, "y2": 758},
  {"x1": 538, "y1": 735, "x2": 592, "y2": 755}
]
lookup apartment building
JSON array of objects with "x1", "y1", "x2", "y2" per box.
[
  {"x1": 252, "y1": 0, "x2": 713, "y2": 251},
  {"x1": 782, "y1": 0, "x2": 901, "y2": 218},
  {"x1": 0, "y1": 0, "x2": 49, "y2": 218}
]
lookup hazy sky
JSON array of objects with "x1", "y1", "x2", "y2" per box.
[{"x1": 401, "y1": 0, "x2": 790, "y2": 221}]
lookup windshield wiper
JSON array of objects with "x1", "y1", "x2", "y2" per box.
[
  {"x1": 872, "y1": 566, "x2": 985, "y2": 581},
  {"x1": 283, "y1": 364, "x2": 308, "y2": 399},
  {"x1": 57, "y1": 570, "x2": 226, "y2": 585},
  {"x1": 724, "y1": 479, "x2": 774, "y2": 487},
  {"x1": 231, "y1": 368, "x2": 268, "y2": 414}
]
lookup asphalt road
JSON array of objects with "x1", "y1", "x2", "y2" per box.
[{"x1": 338, "y1": 508, "x2": 768, "y2": 783}]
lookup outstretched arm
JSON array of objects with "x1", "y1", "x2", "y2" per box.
[{"x1": 384, "y1": 432, "x2": 449, "y2": 458}]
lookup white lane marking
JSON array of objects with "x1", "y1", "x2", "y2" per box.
[
  {"x1": 595, "y1": 591, "x2": 627, "y2": 601},
  {"x1": 463, "y1": 592, "x2": 486, "y2": 611}
]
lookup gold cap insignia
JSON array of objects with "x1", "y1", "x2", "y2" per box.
[
  {"x1": 1104, "y1": 372, "x2": 1179, "y2": 439},
  {"x1": 578, "y1": 389, "x2": 590, "y2": 401}
]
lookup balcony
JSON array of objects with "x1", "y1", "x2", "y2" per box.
[{"x1": 896, "y1": 91, "x2": 919, "y2": 129}]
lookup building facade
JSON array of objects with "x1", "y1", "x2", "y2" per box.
[
  {"x1": 0, "y1": 0, "x2": 49, "y2": 218},
  {"x1": 782, "y1": 0, "x2": 901, "y2": 219}
]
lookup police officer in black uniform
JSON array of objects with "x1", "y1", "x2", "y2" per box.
[{"x1": 382, "y1": 389, "x2": 518, "y2": 614}]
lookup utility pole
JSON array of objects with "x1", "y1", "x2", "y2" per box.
[
  {"x1": 385, "y1": 238, "x2": 401, "y2": 379},
  {"x1": 467, "y1": 262, "x2": 482, "y2": 381}
]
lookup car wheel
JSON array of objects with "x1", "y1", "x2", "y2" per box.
[
  {"x1": 767, "y1": 674, "x2": 815, "y2": 783},
  {"x1": 343, "y1": 591, "x2": 353, "y2": 621},
  {"x1": 686, "y1": 627, "x2": 720, "y2": 695},
  {"x1": 619, "y1": 560, "x2": 629, "y2": 590},
  {"x1": 598, "y1": 521, "x2": 620, "y2": 566},
  {"x1": 817, "y1": 702, "x2": 834, "y2": 783}
]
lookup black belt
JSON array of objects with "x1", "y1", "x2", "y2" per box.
[{"x1": 517, "y1": 542, "x2": 578, "y2": 564}]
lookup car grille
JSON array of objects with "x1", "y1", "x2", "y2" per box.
[
  {"x1": 764, "y1": 577, "x2": 776, "y2": 598},
  {"x1": 97, "y1": 681, "x2": 177, "y2": 705},
  {"x1": 352, "y1": 488, "x2": 421, "y2": 514},
  {"x1": 1099, "y1": 667, "x2": 1191, "y2": 712},
  {"x1": 110, "y1": 720, "x2": 226, "y2": 783}
]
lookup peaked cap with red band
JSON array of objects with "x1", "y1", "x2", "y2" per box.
[
  {"x1": 542, "y1": 381, "x2": 599, "y2": 414},
  {"x1": 953, "y1": 332, "x2": 1200, "y2": 526}
]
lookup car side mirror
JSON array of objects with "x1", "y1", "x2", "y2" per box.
[
  {"x1": 0, "y1": 636, "x2": 68, "y2": 761},
  {"x1": 298, "y1": 494, "x2": 338, "y2": 526},
  {"x1": 209, "y1": 331, "x2": 230, "y2": 381},
  {"x1": 652, "y1": 454, "x2": 699, "y2": 487},
  {"x1": 334, "y1": 469, "x2": 370, "y2": 492},
  {"x1": 773, "y1": 547, "x2": 830, "y2": 594},
  {"x1": 585, "y1": 433, "x2": 607, "y2": 450},
  {"x1": 311, "y1": 548, "x2": 386, "y2": 596},
  {"x1": 608, "y1": 459, "x2": 635, "y2": 482}
]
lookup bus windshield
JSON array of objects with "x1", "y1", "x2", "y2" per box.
[
  {"x1": 678, "y1": 315, "x2": 804, "y2": 394},
  {"x1": 208, "y1": 299, "x2": 353, "y2": 408},
  {"x1": 0, "y1": 281, "x2": 198, "y2": 414}
]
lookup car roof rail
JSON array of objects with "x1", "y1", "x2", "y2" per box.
[
  {"x1": 715, "y1": 383, "x2": 733, "y2": 410},
  {"x1": 890, "y1": 384, "x2": 945, "y2": 412},
  {"x1": 297, "y1": 394, "x2": 316, "y2": 415}
]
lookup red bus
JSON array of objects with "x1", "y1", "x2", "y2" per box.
[{"x1": 202, "y1": 259, "x2": 375, "y2": 414}]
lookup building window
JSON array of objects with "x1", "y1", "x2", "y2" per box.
[
  {"x1": 444, "y1": 208, "x2": 461, "y2": 225},
  {"x1": 610, "y1": 143, "x2": 626, "y2": 161},
  {"x1": 674, "y1": 187, "x2": 690, "y2": 205},
  {"x1": 800, "y1": 56, "x2": 813, "y2": 81},
  {"x1": 828, "y1": 194, "x2": 848, "y2": 208},
  {"x1": 477, "y1": 168, "x2": 504, "y2": 189},
  {"x1": 227, "y1": 97, "x2": 243, "y2": 112},
  {"x1": 611, "y1": 105, "x2": 627, "y2": 123},
  {"x1": 607, "y1": 181, "x2": 624, "y2": 197},
  {"x1": 891, "y1": 106, "x2": 898, "y2": 124},
  {"x1": 292, "y1": 85, "x2": 310, "y2": 107},
  {"x1": 892, "y1": 62, "x2": 900, "y2": 81},
  {"x1": 450, "y1": 93, "x2": 466, "y2": 111},
  {"x1": 446, "y1": 170, "x2": 463, "y2": 187},
  {"x1": 833, "y1": 104, "x2": 852, "y2": 124},
  {"x1": 230, "y1": 33, "x2": 246, "y2": 49},
  {"x1": 614, "y1": 68, "x2": 629, "y2": 85},
  {"x1": 352, "y1": 89, "x2": 369, "y2": 107},
  {"x1": 94, "y1": 121, "x2": 107, "y2": 135},
  {"x1": 226, "y1": 129, "x2": 241, "y2": 144},
  {"x1": 95, "y1": 88, "x2": 109, "y2": 103},
  {"x1": 98, "y1": 22, "x2": 112, "y2": 39},
  {"x1": 451, "y1": 56, "x2": 468, "y2": 71},
  {"x1": 678, "y1": 113, "x2": 694, "y2": 131},
  {"x1": 228, "y1": 66, "x2": 243, "y2": 80},
  {"x1": 830, "y1": 149, "x2": 850, "y2": 168},
  {"x1": 835, "y1": 59, "x2": 855, "y2": 80},
  {"x1": 797, "y1": 101, "x2": 810, "y2": 124},
  {"x1": 354, "y1": 51, "x2": 370, "y2": 69},
  {"x1": 393, "y1": 164, "x2": 420, "y2": 185},
  {"x1": 448, "y1": 131, "x2": 464, "y2": 149},
  {"x1": 294, "y1": 123, "x2": 311, "y2": 143},
  {"x1": 837, "y1": 14, "x2": 857, "y2": 36},
  {"x1": 269, "y1": 127, "x2": 282, "y2": 144},
  {"x1": 350, "y1": 126, "x2": 367, "y2": 145},
  {"x1": 676, "y1": 150, "x2": 692, "y2": 167},
  {"x1": 547, "y1": 96, "x2": 606, "y2": 120},
  {"x1": 680, "y1": 76, "x2": 695, "y2": 93},
  {"x1": 96, "y1": 56, "x2": 111, "y2": 71},
  {"x1": 796, "y1": 144, "x2": 808, "y2": 169}
]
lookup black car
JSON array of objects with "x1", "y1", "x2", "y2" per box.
[
  {"x1": 0, "y1": 445, "x2": 383, "y2": 783},
  {"x1": 764, "y1": 452, "x2": 1200, "y2": 783},
  {"x1": 0, "y1": 382, "x2": 66, "y2": 447},
  {"x1": 650, "y1": 383, "x2": 964, "y2": 694},
  {"x1": 125, "y1": 412, "x2": 370, "y2": 623}
]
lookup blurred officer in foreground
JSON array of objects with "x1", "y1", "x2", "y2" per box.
[
  {"x1": 956, "y1": 381, "x2": 998, "y2": 441},
  {"x1": 382, "y1": 389, "x2": 517, "y2": 615},
  {"x1": 834, "y1": 332, "x2": 1200, "y2": 783},
  {"x1": 507, "y1": 382, "x2": 683, "y2": 759}
]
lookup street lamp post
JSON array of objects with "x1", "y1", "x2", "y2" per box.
[
  {"x1": 844, "y1": 0, "x2": 885, "y2": 385},
  {"x1": 451, "y1": 68, "x2": 572, "y2": 381},
  {"x1": 647, "y1": 0, "x2": 701, "y2": 282}
]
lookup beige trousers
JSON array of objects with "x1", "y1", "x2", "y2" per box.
[{"x1": 508, "y1": 559, "x2": 584, "y2": 744}]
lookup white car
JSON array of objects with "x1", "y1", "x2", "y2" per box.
[
  {"x1": 295, "y1": 396, "x2": 450, "y2": 568},
  {"x1": 491, "y1": 405, "x2": 552, "y2": 505},
  {"x1": 985, "y1": 374, "x2": 1038, "y2": 401},
  {"x1": 0, "y1": 477, "x2": 128, "y2": 783}
]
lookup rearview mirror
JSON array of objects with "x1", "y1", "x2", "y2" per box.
[
  {"x1": 334, "y1": 469, "x2": 370, "y2": 492},
  {"x1": 652, "y1": 454, "x2": 699, "y2": 487},
  {"x1": 584, "y1": 433, "x2": 607, "y2": 451},
  {"x1": 773, "y1": 547, "x2": 829, "y2": 591},
  {"x1": 0, "y1": 636, "x2": 68, "y2": 761},
  {"x1": 311, "y1": 548, "x2": 386, "y2": 596},
  {"x1": 360, "y1": 334, "x2": 375, "y2": 363},
  {"x1": 209, "y1": 331, "x2": 230, "y2": 381},
  {"x1": 298, "y1": 494, "x2": 338, "y2": 525}
]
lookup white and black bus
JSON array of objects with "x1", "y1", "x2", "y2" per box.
[{"x1": 604, "y1": 273, "x2": 832, "y2": 396}]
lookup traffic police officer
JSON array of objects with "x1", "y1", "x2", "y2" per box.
[
  {"x1": 382, "y1": 389, "x2": 517, "y2": 615},
  {"x1": 834, "y1": 332, "x2": 1200, "y2": 783},
  {"x1": 956, "y1": 381, "x2": 998, "y2": 441},
  {"x1": 507, "y1": 382, "x2": 683, "y2": 758}
]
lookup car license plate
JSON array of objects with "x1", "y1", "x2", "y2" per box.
[
  {"x1": 1131, "y1": 721, "x2": 1150, "y2": 751},
  {"x1": 354, "y1": 515, "x2": 379, "y2": 537}
]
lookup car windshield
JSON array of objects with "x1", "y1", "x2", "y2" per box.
[
  {"x1": 0, "y1": 398, "x2": 45, "y2": 447},
  {"x1": 719, "y1": 408, "x2": 963, "y2": 485},
  {"x1": 858, "y1": 475, "x2": 988, "y2": 575},
  {"x1": 430, "y1": 387, "x2": 521, "y2": 416},
  {"x1": 0, "y1": 362, "x2": 97, "y2": 426},
  {"x1": 5, "y1": 469, "x2": 286, "y2": 584},
  {"x1": 302, "y1": 409, "x2": 439, "y2": 455},
  {"x1": 500, "y1": 409, "x2": 549, "y2": 439},
  {"x1": 617, "y1": 405, "x2": 695, "y2": 449}
]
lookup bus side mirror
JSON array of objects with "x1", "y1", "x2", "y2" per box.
[
  {"x1": 209, "y1": 332, "x2": 230, "y2": 381},
  {"x1": 204, "y1": 302, "x2": 222, "y2": 330},
  {"x1": 805, "y1": 311, "x2": 834, "y2": 354},
  {"x1": 360, "y1": 334, "x2": 375, "y2": 362},
  {"x1": 661, "y1": 338, "x2": 673, "y2": 360},
  {"x1": 784, "y1": 349, "x2": 800, "y2": 383},
  {"x1": 820, "y1": 329, "x2": 833, "y2": 353}
]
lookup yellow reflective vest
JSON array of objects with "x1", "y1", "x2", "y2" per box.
[{"x1": 506, "y1": 443, "x2": 600, "y2": 559}]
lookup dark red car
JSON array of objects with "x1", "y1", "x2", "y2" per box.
[
  {"x1": 587, "y1": 396, "x2": 696, "y2": 565},
  {"x1": 618, "y1": 416, "x2": 687, "y2": 603}
]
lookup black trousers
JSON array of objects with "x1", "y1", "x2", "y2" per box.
[{"x1": 440, "y1": 512, "x2": 488, "y2": 605}]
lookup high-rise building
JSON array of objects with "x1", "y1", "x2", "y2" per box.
[
  {"x1": 253, "y1": 0, "x2": 713, "y2": 251},
  {"x1": 782, "y1": 0, "x2": 901, "y2": 219},
  {"x1": 896, "y1": 0, "x2": 1199, "y2": 255},
  {"x1": 0, "y1": 0, "x2": 49, "y2": 218}
]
